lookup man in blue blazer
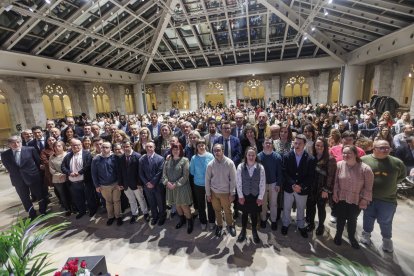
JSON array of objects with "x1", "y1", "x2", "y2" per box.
[
  {"x1": 281, "y1": 134, "x2": 316, "y2": 238},
  {"x1": 213, "y1": 120, "x2": 242, "y2": 167},
  {"x1": 27, "y1": 126, "x2": 46, "y2": 154},
  {"x1": 139, "y1": 142, "x2": 165, "y2": 226},
  {"x1": 118, "y1": 141, "x2": 150, "y2": 224},
  {"x1": 147, "y1": 112, "x2": 161, "y2": 140},
  {"x1": 1, "y1": 136, "x2": 47, "y2": 219},
  {"x1": 61, "y1": 139, "x2": 97, "y2": 219}
]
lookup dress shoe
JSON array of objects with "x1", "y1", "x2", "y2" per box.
[
  {"x1": 227, "y1": 225, "x2": 237, "y2": 237},
  {"x1": 201, "y1": 223, "x2": 207, "y2": 231},
  {"x1": 334, "y1": 235, "x2": 342, "y2": 246},
  {"x1": 233, "y1": 211, "x2": 239, "y2": 219},
  {"x1": 170, "y1": 211, "x2": 177, "y2": 218},
  {"x1": 299, "y1": 228, "x2": 308, "y2": 238},
  {"x1": 260, "y1": 220, "x2": 267, "y2": 229},
  {"x1": 130, "y1": 215, "x2": 137, "y2": 224},
  {"x1": 187, "y1": 218, "x2": 194, "y2": 234},
  {"x1": 106, "y1": 218, "x2": 115, "y2": 226},
  {"x1": 350, "y1": 238, "x2": 360, "y2": 249},
  {"x1": 151, "y1": 218, "x2": 158, "y2": 225},
  {"x1": 215, "y1": 226, "x2": 223, "y2": 237},
  {"x1": 76, "y1": 213, "x2": 86, "y2": 219},
  {"x1": 117, "y1": 217, "x2": 123, "y2": 226},
  {"x1": 143, "y1": 213, "x2": 150, "y2": 222},
  {"x1": 89, "y1": 210, "x2": 97, "y2": 217},
  {"x1": 271, "y1": 222, "x2": 277, "y2": 231},
  {"x1": 315, "y1": 225, "x2": 325, "y2": 236},
  {"x1": 192, "y1": 210, "x2": 199, "y2": 218},
  {"x1": 252, "y1": 229, "x2": 261, "y2": 243},
  {"x1": 158, "y1": 217, "x2": 166, "y2": 226},
  {"x1": 176, "y1": 215, "x2": 185, "y2": 229},
  {"x1": 65, "y1": 211, "x2": 72, "y2": 217},
  {"x1": 237, "y1": 229, "x2": 246, "y2": 242},
  {"x1": 281, "y1": 226, "x2": 288, "y2": 235},
  {"x1": 209, "y1": 224, "x2": 216, "y2": 231},
  {"x1": 305, "y1": 223, "x2": 315, "y2": 232}
]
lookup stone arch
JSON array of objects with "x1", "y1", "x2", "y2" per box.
[
  {"x1": 283, "y1": 75, "x2": 310, "y2": 104},
  {"x1": 125, "y1": 87, "x2": 135, "y2": 114},
  {"x1": 145, "y1": 86, "x2": 157, "y2": 112},
  {"x1": 168, "y1": 82, "x2": 190, "y2": 110},
  {"x1": 0, "y1": 87, "x2": 13, "y2": 142},
  {"x1": 42, "y1": 82, "x2": 73, "y2": 119},
  {"x1": 92, "y1": 85, "x2": 111, "y2": 113},
  {"x1": 330, "y1": 73, "x2": 341, "y2": 103},
  {"x1": 205, "y1": 80, "x2": 225, "y2": 107}
]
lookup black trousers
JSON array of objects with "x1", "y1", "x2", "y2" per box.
[
  {"x1": 240, "y1": 194, "x2": 260, "y2": 230},
  {"x1": 69, "y1": 180, "x2": 97, "y2": 215},
  {"x1": 335, "y1": 200, "x2": 360, "y2": 240},
  {"x1": 15, "y1": 182, "x2": 47, "y2": 217},
  {"x1": 306, "y1": 195, "x2": 327, "y2": 226},
  {"x1": 193, "y1": 185, "x2": 215, "y2": 224},
  {"x1": 53, "y1": 181, "x2": 71, "y2": 211},
  {"x1": 189, "y1": 175, "x2": 198, "y2": 211}
]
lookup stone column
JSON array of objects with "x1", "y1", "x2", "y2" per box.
[
  {"x1": 271, "y1": 75, "x2": 281, "y2": 101},
  {"x1": 342, "y1": 65, "x2": 365, "y2": 106},
  {"x1": 115, "y1": 85, "x2": 126, "y2": 115},
  {"x1": 228, "y1": 79, "x2": 237, "y2": 105},
  {"x1": 22, "y1": 78, "x2": 47, "y2": 127},
  {"x1": 154, "y1": 84, "x2": 165, "y2": 112},
  {"x1": 317, "y1": 72, "x2": 330, "y2": 104},
  {"x1": 189, "y1": 82, "x2": 198, "y2": 111},
  {"x1": 133, "y1": 83, "x2": 145, "y2": 114},
  {"x1": 410, "y1": 84, "x2": 414, "y2": 118},
  {"x1": 76, "y1": 82, "x2": 96, "y2": 119},
  {"x1": 372, "y1": 63, "x2": 392, "y2": 97}
]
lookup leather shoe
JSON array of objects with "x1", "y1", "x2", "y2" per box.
[
  {"x1": 350, "y1": 238, "x2": 360, "y2": 249},
  {"x1": 299, "y1": 228, "x2": 308, "y2": 238},
  {"x1": 227, "y1": 225, "x2": 236, "y2": 237},
  {"x1": 176, "y1": 216, "x2": 185, "y2": 229},
  {"x1": 252, "y1": 229, "x2": 261, "y2": 243},
  {"x1": 316, "y1": 225, "x2": 325, "y2": 236},
  {"x1": 215, "y1": 226, "x2": 223, "y2": 237},
  {"x1": 143, "y1": 213, "x2": 150, "y2": 222},
  {"x1": 260, "y1": 220, "x2": 267, "y2": 229},
  {"x1": 305, "y1": 224, "x2": 315, "y2": 232},
  {"x1": 334, "y1": 235, "x2": 342, "y2": 246},
  {"x1": 89, "y1": 210, "x2": 97, "y2": 217},
  {"x1": 106, "y1": 218, "x2": 115, "y2": 226},
  {"x1": 65, "y1": 211, "x2": 72, "y2": 217},
  {"x1": 271, "y1": 222, "x2": 277, "y2": 231},
  {"x1": 117, "y1": 217, "x2": 123, "y2": 226},
  {"x1": 281, "y1": 226, "x2": 288, "y2": 235},
  {"x1": 158, "y1": 217, "x2": 166, "y2": 226},
  {"x1": 130, "y1": 215, "x2": 137, "y2": 224},
  {"x1": 151, "y1": 218, "x2": 158, "y2": 225},
  {"x1": 233, "y1": 211, "x2": 239, "y2": 219},
  {"x1": 237, "y1": 229, "x2": 246, "y2": 242},
  {"x1": 76, "y1": 213, "x2": 85, "y2": 219}
]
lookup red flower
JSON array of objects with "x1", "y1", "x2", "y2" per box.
[
  {"x1": 54, "y1": 272, "x2": 62, "y2": 276},
  {"x1": 80, "y1": 260, "x2": 87, "y2": 269}
]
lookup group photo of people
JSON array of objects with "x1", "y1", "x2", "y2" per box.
[{"x1": 1, "y1": 100, "x2": 410, "y2": 257}]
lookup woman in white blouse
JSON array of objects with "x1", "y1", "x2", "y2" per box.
[{"x1": 236, "y1": 146, "x2": 266, "y2": 244}]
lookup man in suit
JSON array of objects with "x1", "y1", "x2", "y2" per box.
[
  {"x1": 1, "y1": 136, "x2": 47, "y2": 219},
  {"x1": 178, "y1": 121, "x2": 193, "y2": 149},
  {"x1": 129, "y1": 125, "x2": 140, "y2": 144},
  {"x1": 167, "y1": 117, "x2": 182, "y2": 137},
  {"x1": 21, "y1": 129, "x2": 34, "y2": 146},
  {"x1": 395, "y1": 136, "x2": 414, "y2": 175},
  {"x1": 214, "y1": 120, "x2": 242, "y2": 167},
  {"x1": 281, "y1": 134, "x2": 316, "y2": 238},
  {"x1": 28, "y1": 126, "x2": 46, "y2": 154},
  {"x1": 231, "y1": 112, "x2": 246, "y2": 140},
  {"x1": 204, "y1": 120, "x2": 221, "y2": 152},
  {"x1": 63, "y1": 117, "x2": 84, "y2": 138},
  {"x1": 139, "y1": 142, "x2": 165, "y2": 226},
  {"x1": 255, "y1": 112, "x2": 271, "y2": 147},
  {"x1": 118, "y1": 141, "x2": 150, "y2": 224},
  {"x1": 358, "y1": 115, "x2": 377, "y2": 138},
  {"x1": 147, "y1": 112, "x2": 161, "y2": 140},
  {"x1": 61, "y1": 138, "x2": 97, "y2": 219}
]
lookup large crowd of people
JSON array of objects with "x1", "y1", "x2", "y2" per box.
[{"x1": 1, "y1": 100, "x2": 411, "y2": 254}]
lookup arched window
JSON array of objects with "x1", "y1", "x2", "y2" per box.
[
  {"x1": 125, "y1": 88, "x2": 135, "y2": 114},
  {"x1": 0, "y1": 89, "x2": 12, "y2": 142},
  {"x1": 402, "y1": 74, "x2": 414, "y2": 106},
  {"x1": 145, "y1": 86, "x2": 157, "y2": 112},
  {"x1": 170, "y1": 83, "x2": 189, "y2": 109},
  {"x1": 205, "y1": 81, "x2": 225, "y2": 107},
  {"x1": 284, "y1": 75, "x2": 309, "y2": 104},
  {"x1": 42, "y1": 83, "x2": 73, "y2": 119},
  {"x1": 331, "y1": 73, "x2": 341, "y2": 103},
  {"x1": 243, "y1": 78, "x2": 265, "y2": 99},
  {"x1": 93, "y1": 86, "x2": 110, "y2": 113}
]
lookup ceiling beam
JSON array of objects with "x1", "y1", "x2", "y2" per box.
[
  {"x1": 217, "y1": 0, "x2": 233, "y2": 65},
  {"x1": 245, "y1": 2, "x2": 252, "y2": 63},
  {"x1": 264, "y1": 10, "x2": 270, "y2": 62},
  {"x1": 346, "y1": 0, "x2": 414, "y2": 18},
  {"x1": 257, "y1": 0, "x2": 346, "y2": 63},
  {"x1": 139, "y1": 0, "x2": 179, "y2": 81}
]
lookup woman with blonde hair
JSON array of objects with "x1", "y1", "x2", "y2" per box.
[
  {"x1": 112, "y1": 129, "x2": 129, "y2": 145},
  {"x1": 155, "y1": 124, "x2": 173, "y2": 156},
  {"x1": 379, "y1": 111, "x2": 394, "y2": 129},
  {"x1": 134, "y1": 127, "x2": 152, "y2": 155}
]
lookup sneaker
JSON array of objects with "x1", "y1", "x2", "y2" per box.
[
  {"x1": 382, "y1": 238, "x2": 394, "y2": 253},
  {"x1": 281, "y1": 226, "x2": 288, "y2": 235},
  {"x1": 330, "y1": 216, "x2": 337, "y2": 223},
  {"x1": 106, "y1": 218, "x2": 115, "y2": 226},
  {"x1": 360, "y1": 231, "x2": 372, "y2": 245},
  {"x1": 201, "y1": 223, "x2": 207, "y2": 231}
]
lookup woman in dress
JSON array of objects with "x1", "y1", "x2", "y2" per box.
[
  {"x1": 333, "y1": 145, "x2": 374, "y2": 249},
  {"x1": 305, "y1": 137, "x2": 337, "y2": 235},
  {"x1": 236, "y1": 147, "x2": 266, "y2": 243},
  {"x1": 162, "y1": 143, "x2": 193, "y2": 234},
  {"x1": 49, "y1": 141, "x2": 71, "y2": 216}
]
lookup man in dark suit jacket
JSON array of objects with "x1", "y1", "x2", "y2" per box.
[
  {"x1": 214, "y1": 120, "x2": 242, "y2": 167},
  {"x1": 281, "y1": 134, "x2": 316, "y2": 238},
  {"x1": 147, "y1": 112, "x2": 161, "y2": 140},
  {"x1": 231, "y1": 112, "x2": 246, "y2": 140},
  {"x1": 61, "y1": 138, "x2": 97, "y2": 219},
  {"x1": 395, "y1": 136, "x2": 414, "y2": 175},
  {"x1": 139, "y1": 142, "x2": 165, "y2": 226},
  {"x1": 28, "y1": 126, "x2": 46, "y2": 154},
  {"x1": 118, "y1": 141, "x2": 149, "y2": 224},
  {"x1": 1, "y1": 136, "x2": 47, "y2": 219}
]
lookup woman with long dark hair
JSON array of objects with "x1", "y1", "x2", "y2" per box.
[
  {"x1": 305, "y1": 137, "x2": 337, "y2": 235},
  {"x1": 240, "y1": 125, "x2": 259, "y2": 156}
]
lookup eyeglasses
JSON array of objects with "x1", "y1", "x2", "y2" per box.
[
  {"x1": 213, "y1": 149, "x2": 222, "y2": 152},
  {"x1": 101, "y1": 146, "x2": 111, "y2": 149},
  {"x1": 222, "y1": 127, "x2": 231, "y2": 130},
  {"x1": 374, "y1": 146, "x2": 390, "y2": 151}
]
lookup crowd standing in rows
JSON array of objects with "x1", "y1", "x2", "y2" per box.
[{"x1": 2, "y1": 101, "x2": 410, "y2": 254}]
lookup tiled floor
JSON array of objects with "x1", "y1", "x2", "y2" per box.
[{"x1": 0, "y1": 172, "x2": 413, "y2": 275}]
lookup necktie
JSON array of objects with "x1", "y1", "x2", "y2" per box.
[
  {"x1": 126, "y1": 155, "x2": 130, "y2": 166},
  {"x1": 14, "y1": 151, "x2": 21, "y2": 165},
  {"x1": 237, "y1": 128, "x2": 241, "y2": 138},
  {"x1": 224, "y1": 139, "x2": 229, "y2": 157},
  {"x1": 38, "y1": 140, "x2": 44, "y2": 151}
]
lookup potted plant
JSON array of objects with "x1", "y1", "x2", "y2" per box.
[{"x1": 303, "y1": 256, "x2": 376, "y2": 276}]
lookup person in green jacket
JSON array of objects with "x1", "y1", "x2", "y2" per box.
[{"x1": 360, "y1": 139, "x2": 406, "y2": 253}]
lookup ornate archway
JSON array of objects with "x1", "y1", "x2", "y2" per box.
[
  {"x1": 205, "y1": 81, "x2": 225, "y2": 107},
  {"x1": 42, "y1": 83, "x2": 73, "y2": 119},
  {"x1": 145, "y1": 86, "x2": 157, "y2": 112},
  {"x1": 242, "y1": 78, "x2": 265, "y2": 107},
  {"x1": 125, "y1": 88, "x2": 135, "y2": 114},
  {"x1": 284, "y1": 75, "x2": 309, "y2": 104},
  {"x1": 331, "y1": 73, "x2": 341, "y2": 103},
  {"x1": 0, "y1": 89, "x2": 12, "y2": 142},
  {"x1": 170, "y1": 83, "x2": 189, "y2": 109},
  {"x1": 92, "y1": 85, "x2": 110, "y2": 113}
]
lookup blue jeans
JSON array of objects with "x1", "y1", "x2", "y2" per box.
[{"x1": 363, "y1": 199, "x2": 397, "y2": 239}]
